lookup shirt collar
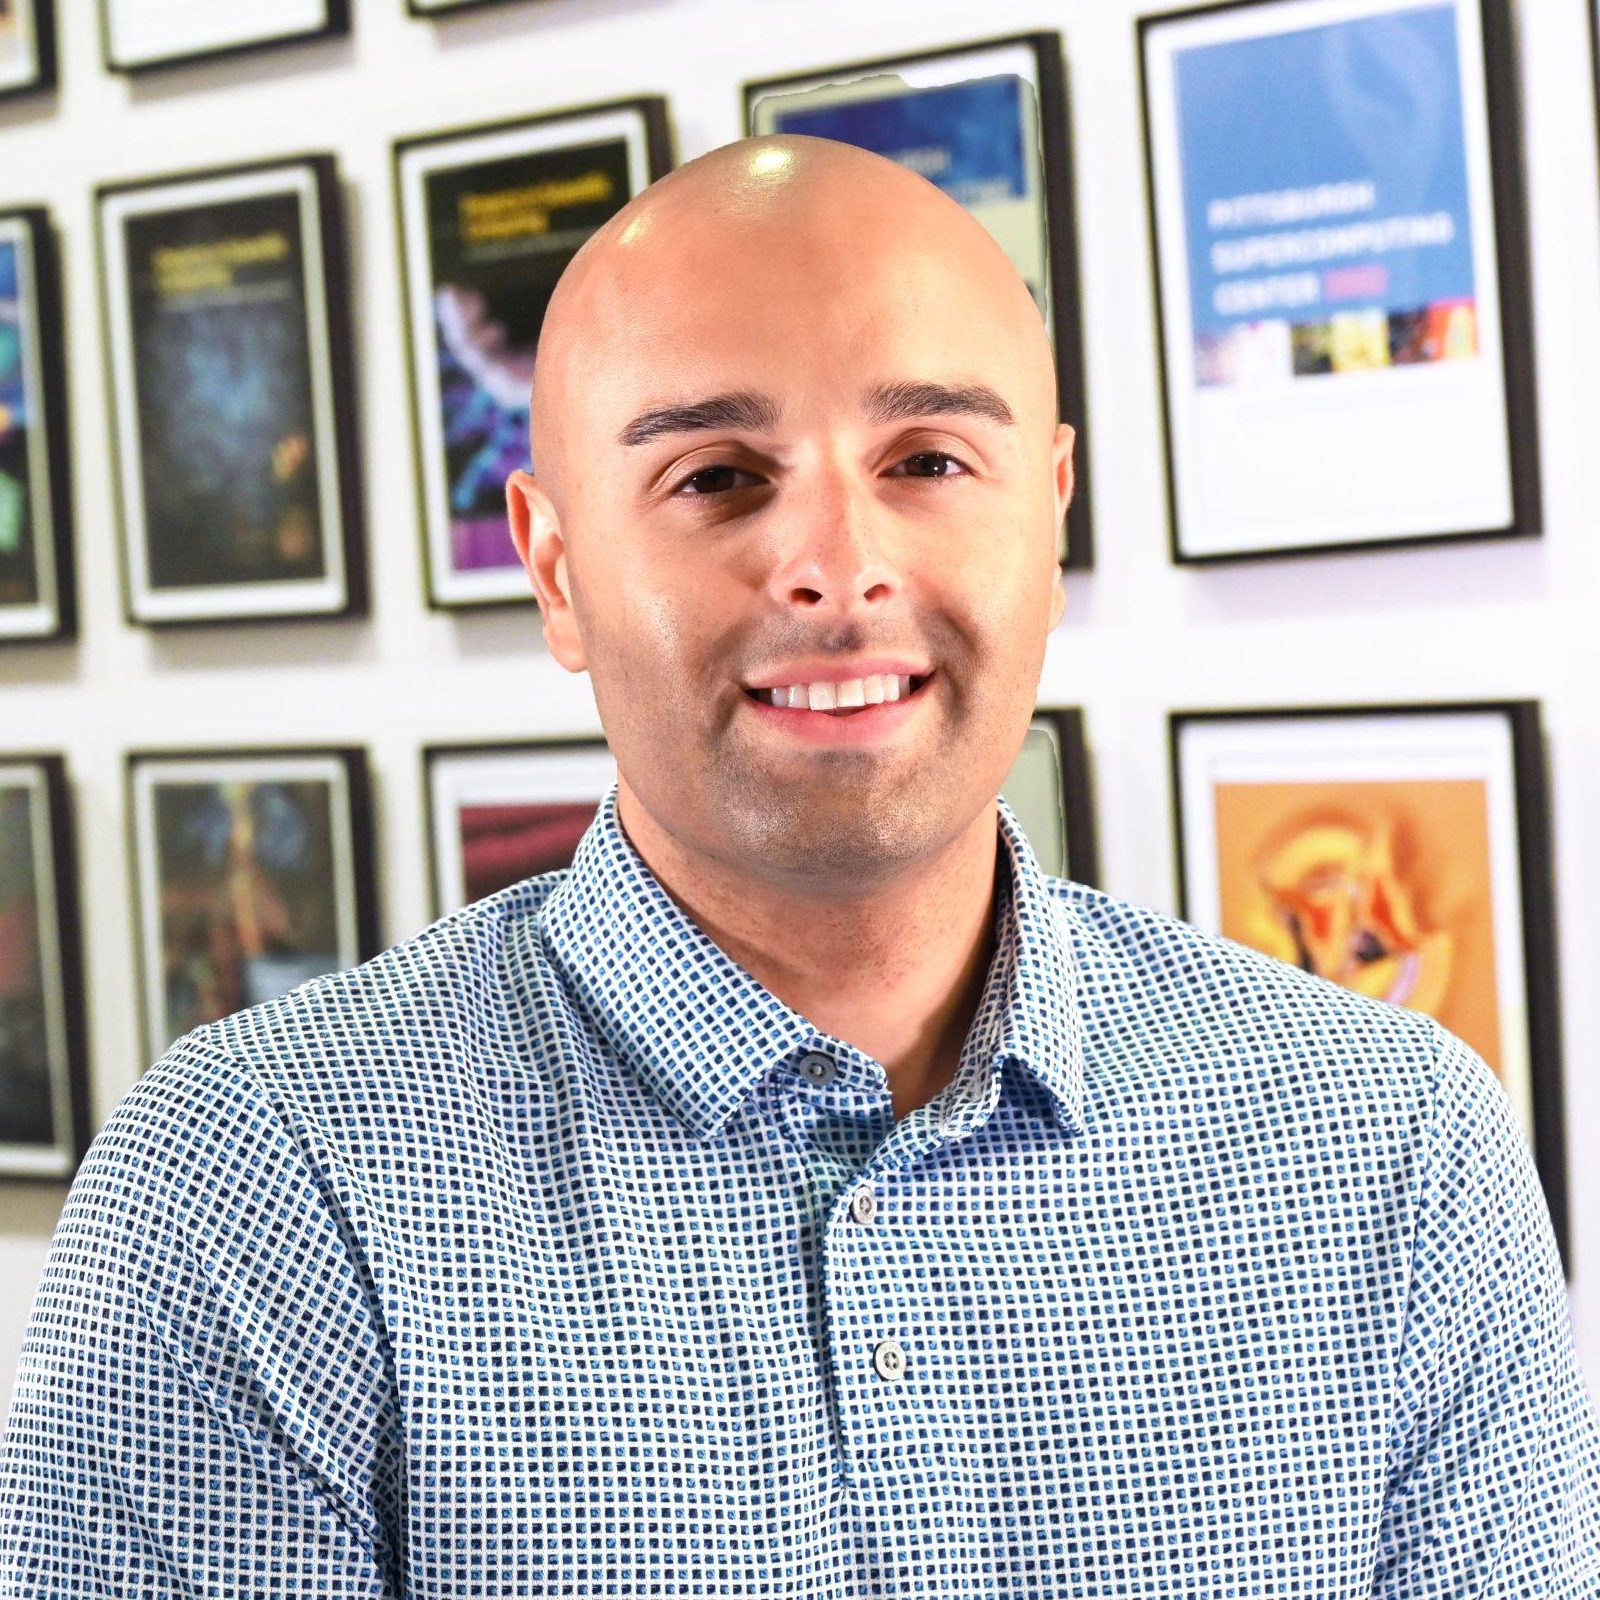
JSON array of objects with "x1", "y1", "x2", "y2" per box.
[{"x1": 539, "y1": 784, "x2": 1086, "y2": 1141}]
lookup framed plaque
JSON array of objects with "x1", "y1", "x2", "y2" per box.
[
  {"x1": 395, "y1": 99, "x2": 672, "y2": 608},
  {"x1": 0, "y1": 208, "x2": 75, "y2": 643},
  {"x1": 0, "y1": 0, "x2": 56, "y2": 100},
  {"x1": 423, "y1": 737, "x2": 615, "y2": 917},
  {"x1": 0, "y1": 755, "x2": 90, "y2": 1182},
  {"x1": 1001, "y1": 707, "x2": 1097, "y2": 884},
  {"x1": 127, "y1": 745, "x2": 378, "y2": 1064},
  {"x1": 1170, "y1": 701, "x2": 1567, "y2": 1269},
  {"x1": 745, "y1": 34, "x2": 1091, "y2": 570},
  {"x1": 1140, "y1": 0, "x2": 1537, "y2": 562},
  {"x1": 99, "y1": 0, "x2": 348, "y2": 75},
  {"x1": 97, "y1": 155, "x2": 365, "y2": 626}
]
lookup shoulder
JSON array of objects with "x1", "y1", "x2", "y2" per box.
[
  {"x1": 85, "y1": 872, "x2": 578, "y2": 1210},
  {"x1": 1045, "y1": 875, "x2": 1449, "y2": 1123},
  {"x1": 180, "y1": 869, "x2": 573, "y2": 1105},
  {"x1": 63, "y1": 1028, "x2": 356, "y2": 1268}
]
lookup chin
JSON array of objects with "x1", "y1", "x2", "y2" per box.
[{"x1": 716, "y1": 785, "x2": 968, "y2": 883}]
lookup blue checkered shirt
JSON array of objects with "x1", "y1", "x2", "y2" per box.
[{"x1": 3, "y1": 787, "x2": 1598, "y2": 1595}]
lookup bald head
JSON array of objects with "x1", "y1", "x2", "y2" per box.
[
  {"x1": 528, "y1": 134, "x2": 1058, "y2": 508},
  {"x1": 505, "y1": 129, "x2": 1076, "y2": 901}
]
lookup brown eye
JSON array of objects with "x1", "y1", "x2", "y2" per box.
[
  {"x1": 891, "y1": 452, "x2": 970, "y2": 479},
  {"x1": 674, "y1": 464, "x2": 762, "y2": 496}
]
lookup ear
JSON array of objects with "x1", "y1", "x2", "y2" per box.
[
  {"x1": 1051, "y1": 421, "x2": 1076, "y2": 531},
  {"x1": 1049, "y1": 422, "x2": 1075, "y2": 618},
  {"x1": 506, "y1": 469, "x2": 587, "y2": 673}
]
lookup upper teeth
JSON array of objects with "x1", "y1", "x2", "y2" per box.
[{"x1": 761, "y1": 674, "x2": 914, "y2": 709}]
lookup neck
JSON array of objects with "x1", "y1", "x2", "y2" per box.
[{"x1": 615, "y1": 780, "x2": 1001, "y2": 1122}]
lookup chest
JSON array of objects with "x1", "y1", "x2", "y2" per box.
[{"x1": 364, "y1": 1105, "x2": 1399, "y2": 1595}]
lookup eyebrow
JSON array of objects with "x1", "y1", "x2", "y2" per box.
[
  {"x1": 616, "y1": 379, "x2": 1015, "y2": 447},
  {"x1": 865, "y1": 379, "x2": 1015, "y2": 429},
  {"x1": 617, "y1": 390, "x2": 781, "y2": 447}
]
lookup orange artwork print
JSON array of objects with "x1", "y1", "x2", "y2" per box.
[{"x1": 1212, "y1": 777, "x2": 1503, "y2": 1077}]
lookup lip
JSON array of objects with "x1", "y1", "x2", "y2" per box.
[
  {"x1": 742, "y1": 658, "x2": 932, "y2": 691},
  {"x1": 741, "y1": 672, "x2": 933, "y2": 744}
]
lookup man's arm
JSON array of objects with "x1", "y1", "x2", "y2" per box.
[
  {"x1": 0, "y1": 1038, "x2": 399, "y2": 1596},
  {"x1": 1372, "y1": 1025, "x2": 1600, "y2": 1595}
]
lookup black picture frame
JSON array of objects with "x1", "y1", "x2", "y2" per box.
[
  {"x1": 406, "y1": 0, "x2": 531, "y2": 15},
  {"x1": 1168, "y1": 700, "x2": 1568, "y2": 1274},
  {"x1": 0, "y1": 0, "x2": 57, "y2": 102},
  {"x1": 422, "y1": 735, "x2": 615, "y2": 918},
  {"x1": 0, "y1": 753, "x2": 91, "y2": 1182},
  {"x1": 98, "y1": 0, "x2": 349, "y2": 76},
  {"x1": 125, "y1": 744, "x2": 379, "y2": 1067},
  {"x1": 743, "y1": 32, "x2": 1093, "y2": 571},
  {"x1": 0, "y1": 206, "x2": 76, "y2": 644},
  {"x1": 1138, "y1": 0, "x2": 1540, "y2": 565},
  {"x1": 1590, "y1": 0, "x2": 1600, "y2": 203},
  {"x1": 1004, "y1": 707, "x2": 1098, "y2": 885},
  {"x1": 393, "y1": 97, "x2": 674, "y2": 611},
  {"x1": 95, "y1": 153, "x2": 366, "y2": 627}
]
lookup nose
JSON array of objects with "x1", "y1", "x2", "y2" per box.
[{"x1": 765, "y1": 464, "x2": 902, "y2": 616}]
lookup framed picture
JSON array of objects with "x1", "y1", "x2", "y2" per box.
[
  {"x1": 97, "y1": 155, "x2": 365, "y2": 626},
  {"x1": 394, "y1": 99, "x2": 673, "y2": 608},
  {"x1": 423, "y1": 737, "x2": 616, "y2": 917},
  {"x1": 0, "y1": 207, "x2": 75, "y2": 644},
  {"x1": 1002, "y1": 708, "x2": 1097, "y2": 883},
  {"x1": 126, "y1": 746, "x2": 378, "y2": 1066},
  {"x1": 1591, "y1": 2, "x2": 1600, "y2": 195},
  {"x1": 1170, "y1": 701, "x2": 1568, "y2": 1269},
  {"x1": 0, "y1": 0, "x2": 56, "y2": 100},
  {"x1": 745, "y1": 34, "x2": 1092, "y2": 571},
  {"x1": 408, "y1": 0, "x2": 527, "y2": 14},
  {"x1": 0, "y1": 755, "x2": 90, "y2": 1182},
  {"x1": 1139, "y1": 0, "x2": 1538, "y2": 563},
  {"x1": 98, "y1": 0, "x2": 348, "y2": 75}
]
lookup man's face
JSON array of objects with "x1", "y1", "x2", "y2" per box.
[{"x1": 514, "y1": 160, "x2": 1072, "y2": 894}]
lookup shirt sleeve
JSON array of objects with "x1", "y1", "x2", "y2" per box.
[
  {"x1": 0, "y1": 1037, "x2": 400, "y2": 1597},
  {"x1": 1371, "y1": 1024, "x2": 1600, "y2": 1596}
]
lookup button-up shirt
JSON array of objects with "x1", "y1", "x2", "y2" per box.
[{"x1": 3, "y1": 787, "x2": 1598, "y2": 1595}]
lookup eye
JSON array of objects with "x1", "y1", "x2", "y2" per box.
[
  {"x1": 671, "y1": 463, "x2": 764, "y2": 496},
  {"x1": 888, "y1": 451, "x2": 971, "y2": 480}
]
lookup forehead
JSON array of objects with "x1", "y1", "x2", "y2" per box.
[{"x1": 555, "y1": 204, "x2": 1040, "y2": 429}]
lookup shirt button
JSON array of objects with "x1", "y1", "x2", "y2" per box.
[
  {"x1": 873, "y1": 1339, "x2": 906, "y2": 1381},
  {"x1": 849, "y1": 1183, "x2": 878, "y2": 1224},
  {"x1": 798, "y1": 1051, "x2": 837, "y2": 1087}
]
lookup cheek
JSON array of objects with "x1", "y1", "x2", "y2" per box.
[
  {"x1": 948, "y1": 520, "x2": 1052, "y2": 663},
  {"x1": 583, "y1": 550, "x2": 735, "y2": 708},
  {"x1": 630, "y1": 582, "x2": 717, "y2": 678}
]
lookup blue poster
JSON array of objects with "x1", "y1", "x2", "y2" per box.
[
  {"x1": 0, "y1": 241, "x2": 25, "y2": 446},
  {"x1": 771, "y1": 77, "x2": 1028, "y2": 208},
  {"x1": 1174, "y1": 5, "x2": 1480, "y2": 384},
  {"x1": 0, "y1": 239, "x2": 38, "y2": 602}
]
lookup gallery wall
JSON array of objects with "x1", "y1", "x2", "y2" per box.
[{"x1": 3, "y1": 0, "x2": 1600, "y2": 1426}]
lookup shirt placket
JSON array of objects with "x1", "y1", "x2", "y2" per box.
[{"x1": 783, "y1": 1044, "x2": 1007, "y2": 1594}]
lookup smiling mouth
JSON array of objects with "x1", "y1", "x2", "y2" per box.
[{"x1": 743, "y1": 673, "x2": 932, "y2": 716}]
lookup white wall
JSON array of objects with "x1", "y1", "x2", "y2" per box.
[{"x1": 2, "y1": 0, "x2": 1598, "y2": 1429}]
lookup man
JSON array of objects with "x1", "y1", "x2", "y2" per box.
[{"x1": 2, "y1": 135, "x2": 1596, "y2": 1596}]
